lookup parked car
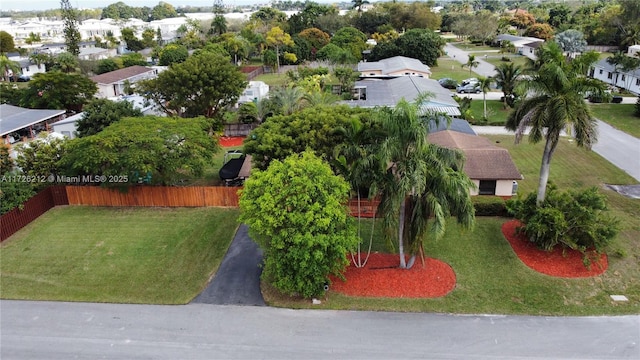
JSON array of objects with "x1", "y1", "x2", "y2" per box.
[
  {"x1": 457, "y1": 83, "x2": 481, "y2": 94},
  {"x1": 17, "y1": 75, "x2": 30, "y2": 82},
  {"x1": 437, "y1": 78, "x2": 458, "y2": 89},
  {"x1": 461, "y1": 77, "x2": 479, "y2": 86}
]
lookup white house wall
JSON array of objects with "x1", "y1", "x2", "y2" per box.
[{"x1": 593, "y1": 65, "x2": 640, "y2": 95}]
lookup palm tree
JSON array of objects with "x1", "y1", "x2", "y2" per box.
[
  {"x1": 210, "y1": 15, "x2": 227, "y2": 36},
  {"x1": 55, "y1": 52, "x2": 79, "y2": 73},
  {"x1": 462, "y1": 54, "x2": 479, "y2": 76},
  {"x1": 478, "y1": 76, "x2": 492, "y2": 120},
  {"x1": 0, "y1": 55, "x2": 20, "y2": 82},
  {"x1": 375, "y1": 96, "x2": 475, "y2": 269},
  {"x1": 333, "y1": 117, "x2": 381, "y2": 267},
  {"x1": 29, "y1": 52, "x2": 49, "y2": 71},
  {"x1": 494, "y1": 62, "x2": 522, "y2": 109},
  {"x1": 270, "y1": 85, "x2": 305, "y2": 115},
  {"x1": 506, "y1": 44, "x2": 606, "y2": 206},
  {"x1": 303, "y1": 91, "x2": 340, "y2": 107}
]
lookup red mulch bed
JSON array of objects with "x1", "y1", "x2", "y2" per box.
[
  {"x1": 329, "y1": 253, "x2": 456, "y2": 298},
  {"x1": 502, "y1": 220, "x2": 607, "y2": 278},
  {"x1": 219, "y1": 136, "x2": 245, "y2": 148}
]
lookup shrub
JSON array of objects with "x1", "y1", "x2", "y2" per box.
[
  {"x1": 507, "y1": 186, "x2": 620, "y2": 260},
  {"x1": 472, "y1": 196, "x2": 509, "y2": 216},
  {"x1": 239, "y1": 151, "x2": 359, "y2": 298},
  {"x1": 501, "y1": 56, "x2": 511, "y2": 62}
]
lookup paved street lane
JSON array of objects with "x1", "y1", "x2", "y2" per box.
[{"x1": 1, "y1": 301, "x2": 638, "y2": 359}]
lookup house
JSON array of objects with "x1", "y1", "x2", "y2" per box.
[
  {"x1": 358, "y1": 56, "x2": 432, "y2": 78},
  {"x1": 591, "y1": 58, "x2": 640, "y2": 95},
  {"x1": 1, "y1": 104, "x2": 66, "y2": 144},
  {"x1": 494, "y1": 34, "x2": 544, "y2": 60},
  {"x1": 5, "y1": 53, "x2": 46, "y2": 78},
  {"x1": 50, "y1": 112, "x2": 83, "y2": 139},
  {"x1": 90, "y1": 66, "x2": 158, "y2": 98},
  {"x1": 344, "y1": 76, "x2": 461, "y2": 116},
  {"x1": 428, "y1": 130, "x2": 522, "y2": 197},
  {"x1": 628, "y1": 45, "x2": 640, "y2": 58},
  {"x1": 238, "y1": 81, "x2": 269, "y2": 104}
]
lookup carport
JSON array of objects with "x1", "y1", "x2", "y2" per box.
[{"x1": 0, "y1": 104, "x2": 66, "y2": 144}]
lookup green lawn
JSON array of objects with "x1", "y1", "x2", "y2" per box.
[
  {"x1": 451, "y1": 42, "x2": 497, "y2": 53},
  {"x1": 0, "y1": 206, "x2": 240, "y2": 304},
  {"x1": 431, "y1": 58, "x2": 476, "y2": 83},
  {"x1": 254, "y1": 72, "x2": 289, "y2": 88},
  {"x1": 588, "y1": 103, "x2": 640, "y2": 138},
  {"x1": 185, "y1": 145, "x2": 243, "y2": 186},
  {"x1": 468, "y1": 99, "x2": 510, "y2": 125},
  {"x1": 265, "y1": 135, "x2": 640, "y2": 315},
  {"x1": 483, "y1": 54, "x2": 529, "y2": 69}
]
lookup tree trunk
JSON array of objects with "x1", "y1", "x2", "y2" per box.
[
  {"x1": 536, "y1": 137, "x2": 556, "y2": 206},
  {"x1": 483, "y1": 92, "x2": 487, "y2": 119},
  {"x1": 398, "y1": 198, "x2": 407, "y2": 269}
]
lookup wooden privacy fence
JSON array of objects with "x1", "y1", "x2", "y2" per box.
[
  {"x1": 1, "y1": 185, "x2": 380, "y2": 242},
  {"x1": 66, "y1": 186, "x2": 241, "y2": 207},
  {"x1": 1, "y1": 186, "x2": 68, "y2": 242}
]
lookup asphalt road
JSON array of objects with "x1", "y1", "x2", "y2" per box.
[{"x1": 1, "y1": 300, "x2": 638, "y2": 360}]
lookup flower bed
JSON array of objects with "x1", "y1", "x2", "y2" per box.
[
  {"x1": 329, "y1": 253, "x2": 456, "y2": 298},
  {"x1": 219, "y1": 136, "x2": 245, "y2": 148},
  {"x1": 501, "y1": 220, "x2": 608, "y2": 278}
]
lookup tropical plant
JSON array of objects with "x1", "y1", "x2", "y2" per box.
[
  {"x1": 506, "y1": 43, "x2": 606, "y2": 205},
  {"x1": 462, "y1": 54, "x2": 479, "y2": 76},
  {"x1": 15, "y1": 133, "x2": 68, "y2": 189},
  {"x1": 507, "y1": 186, "x2": 619, "y2": 264},
  {"x1": 76, "y1": 98, "x2": 143, "y2": 137},
  {"x1": 375, "y1": 96, "x2": 475, "y2": 269},
  {"x1": 266, "y1": 26, "x2": 294, "y2": 71},
  {"x1": 60, "y1": 0, "x2": 81, "y2": 56},
  {"x1": 239, "y1": 151, "x2": 359, "y2": 298},
  {"x1": 494, "y1": 62, "x2": 522, "y2": 109},
  {"x1": 478, "y1": 76, "x2": 493, "y2": 120},
  {"x1": 0, "y1": 55, "x2": 20, "y2": 82}
]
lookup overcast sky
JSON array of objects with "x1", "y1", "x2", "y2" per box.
[{"x1": 1, "y1": 0, "x2": 274, "y2": 12}]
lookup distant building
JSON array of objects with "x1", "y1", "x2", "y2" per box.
[
  {"x1": 238, "y1": 81, "x2": 269, "y2": 105},
  {"x1": 90, "y1": 66, "x2": 158, "y2": 98},
  {"x1": 591, "y1": 58, "x2": 640, "y2": 95},
  {"x1": 494, "y1": 34, "x2": 544, "y2": 60},
  {"x1": 358, "y1": 56, "x2": 432, "y2": 79}
]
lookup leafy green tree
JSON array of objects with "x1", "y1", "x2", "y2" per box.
[
  {"x1": 54, "y1": 52, "x2": 80, "y2": 73},
  {"x1": 15, "y1": 133, "x2": 68, "y2": 189},
  {"x1": 61, "y1": 0, "x2": 81, "y2": 57},
  {"x1": 330, "y1": 26, "x2": 367, "y2": 61},
  {"x1": 298, "y1": 27, "x2": 330, "y2": 51},
  {"x1": 0, "y1": 144, "x2": 14, "y2": 175},
  {"x1": 0, "y1": 180, "x2": 36, "y2": 215},
  {"x1": 462, "y1": 54, "x2": 479, "y2": 76},
  {"x1": 0, "y1": 31, "x2": 15, "y2": 54},
  {"x1": 63, "y1": 117, "x2": 219, "y2": 186},
  {"x1": 141, "y1": 28, "x2": 157, "y2": 48},
  {"x1": 524, "y1": 23, "x2": 555, "y2": 41},
  {"x1": 369, "y1": 28, "x2": 445, "y2": 66},
  {"x1": 315, "y1": 43, "x2": 356, "y2": 64},
  {"x1": 158, "y1": 43, "x2": 188, "y2": 66},
  {"x1": 151, "y1": 1, "x2": 178, "y2": 20},
  {"x1": 210, "y1": 15, "x2": 227, "y2": 36},
  {"x1": 375, "y1": 97, "x2": 474, "y2": 268},
  {"x1": 101, "y1": 1, "x2": 137, "y2": 20},
  {"x1": 506, "y1": 42, "x2": 606, "y2": 205},
  {"x1": 120, "y1": 52, "x2": 147, "y2": 67},
  {"x1": 121, "y1": 27, "x2": 144, "y2": 52},
  {"x1": 494, "y1": 62, "x2": 522, "y2": 109},
  {"x1": 222, "y1": 34, "x2": 251, "y2": 65},
  {"x1": 548, "y1": 4, "x2": 571, "y2": 28},
  {"x1": 266, "y1": 26, "x2": 294, "y2": 71},
  {"x1": 137, "y1": 51, "x2": 246, "y2": 119},
  {"x1": 96, "y1": 58, "x2": 121, "y2": 74},
  {"x1": 20, "y1": 71, "x2": 97, "y2": 112},
  {"x1": 76, "y1": 98, "x2": 143, "y2": 137},
  {"x1": 239, "y1": 151, "x2": 358, "y2": 298},
  {"x1": 333, "y1": 66, "x2": 360, "y2": 94},
  {"x1": 507, "y1": 186, "x2": 619, "y2": 263},
  {"x1": 243, "y1": 105, "x2": 371, "y2": 171}
]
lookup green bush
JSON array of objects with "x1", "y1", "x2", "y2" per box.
[
  {"x1": 239, "y1": 151, "x2": 359, "y2": 298},
  {"x1": 507, "y1": 186, "x2": 619, "y2": 258},
  {"x1": 472, "y1": 196, "x2": 509, "y2": 216},
  {"x1": 0, "y1": 178, "x2": 36, "y2": 215}
]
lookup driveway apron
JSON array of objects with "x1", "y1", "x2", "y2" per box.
[{"x1": 192, "y1": 224, "x2": 265, "y2": 306}]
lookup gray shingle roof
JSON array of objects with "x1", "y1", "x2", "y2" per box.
[
  {"x1": 344, "y1": 77, "x2": 460, "y2": 116},
  {"x1": 358, "y1": 56, "x2": 431, "y2": 75},
  {"x1": 0, "y1": 104, "x2": 66, "y2": 136},
  {"x1": 428, "y1": 130, "x2": 522, "y2": 180}
]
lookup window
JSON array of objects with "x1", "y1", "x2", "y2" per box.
[
  {"x1": 607, "y1": 72, "x2": 612, "y2": 79},
  {"x1": 622, "y1": 75, "x2": 626, "y2": 81},
  {"x1": 478, "y1": 180, "x2": 497, "y2": 195},
  {"x1": 636, "y1": 79, "x2": 640, "y2": 86},
  {"x1": 61, "y1": 131, "x2": 71, "y2": 138},
  {"x1": 599, "y1": 69, "x2": 603, "y2": 75}
]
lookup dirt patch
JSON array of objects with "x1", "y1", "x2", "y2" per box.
[{"x1": 219, "y1": 136, "x2": 245, "y2": 148}]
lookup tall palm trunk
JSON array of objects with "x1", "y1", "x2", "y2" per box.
[
  {"x1": 398, "y1": 198, "x2": 407, "y2": 268},
  {"x1": 536, "y1": 137, "x2": 558, "y2": 206},
  {"x1": 483, "y1": 92, "x2": 487, "y2": 119}
]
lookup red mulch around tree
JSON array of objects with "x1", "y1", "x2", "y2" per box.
[
  {"x1": 329, "y1": 253, "x2": 456, "y2": 298},
  {"x1": 219, "y1": 136, "x2": 245, "y2": 148},
  {"x1": 502, "y1": 220, "x2": 608, "y2": 278}
]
